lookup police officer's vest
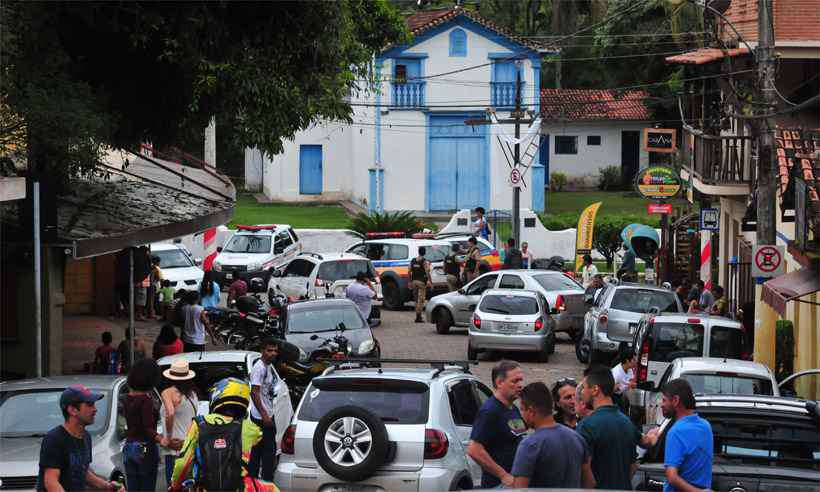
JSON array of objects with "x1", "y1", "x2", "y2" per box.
[
  {"x1": 410, "y1": 257, "x2": 429, "y2": 282},
  {"x1": 465, "y1": 246, "x2": 479, "y2": 270},
  {"x1": 443, "y1": 253, "x2": 460, "y2": 276}
]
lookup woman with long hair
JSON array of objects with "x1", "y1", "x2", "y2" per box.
[
  {"x1": 123, "y1": 358, "x2": 167, "y2": 492},
  {"x1": 153, "y1": 324, "x2": 183, "y2": 359},
  {"x1": 159, "y1": 358, "x2": 198, "y2": 488},
  {"x1": 199, "y1": 271, "x2": 221, "y2": 310}
]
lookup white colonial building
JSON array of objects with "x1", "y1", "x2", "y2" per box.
[{"x1": 245, "y1": 7, "x2": 554, "y2": 212}]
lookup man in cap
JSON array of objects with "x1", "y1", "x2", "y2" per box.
[{"x1": 38, "y1": 385, "x2": 124, "y2": 491}]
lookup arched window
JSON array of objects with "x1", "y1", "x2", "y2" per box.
[{"x1": 449, "y1": 28, "x2": 467, "y2": 57}]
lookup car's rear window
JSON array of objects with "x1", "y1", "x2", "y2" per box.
[
  {"x1": 423, "y1": 244, "x2": 451, "y2": 262},
  {"x1": 650, "y1": 322, "x2": 705, "y2": 362},
  {"x1": 611, "y1": 289, "x2": 679, "y2": 313},
  {"x1": 479, "y1": 295, "x2": 539, "y2": 315},
  {"x1": 287, "y1": 305, "x2": 365, "y2": 333},
  {"x1": 683, "y1": 373, "x2": 773, "y2": 396},
  {"x1": 317, "y1": 260, "x2": 376, "y2": 282},
  {"x1": 532, "y1": 274, "x2": 583, "y2": 292},
  {"x1": 299, "y1": 378, "x2": 429, "y2": 424},
  {"x1": 709, "y1": 326, "x2": 744, "y2": 359},
  {"x1": 0, "y1": 389, "x2": 112, "y2": 437}
]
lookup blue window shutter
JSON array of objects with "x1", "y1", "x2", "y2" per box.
[
  {"x1": 493, "y1": 61, "x2": 517, "y2": 83},
  {"x1": 449, "y1": 29, "x2": 467, "y2": 57}
]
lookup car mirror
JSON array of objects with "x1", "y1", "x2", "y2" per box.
[
  {"x1": 216, "y1": 246, "x2": 223, "y2": 253},
  {"x1": 194, "y1": 257, "x2": 203, "y2": 266},
  {"x1": 272, "y1": 269, "x2": 282, "y2": 278},
  {"x1": 457, "y1": 288, "x2": 466, "y2": 295},
  {"x1": 309, "y1": 334, "x2": 319, "y2": 341}
]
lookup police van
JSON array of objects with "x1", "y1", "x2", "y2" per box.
[{"x1": 212, "y1": 224, "x2": 302, "y2": 285}]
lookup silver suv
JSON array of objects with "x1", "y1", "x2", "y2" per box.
[
  {"x1": 275, "y1": 360, "x2": 491, "y2": 491},
  {"x1": 577, "y1": 282, "x2": 683, "y2": 364}
]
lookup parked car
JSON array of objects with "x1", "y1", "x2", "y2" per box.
[
  {"x1": 628, "y1": 313, "x2": 745, "y2": 423},
  {"x1": 212, "y1": 224, "x2": 302, "y2": 286},
  {"x1": 280, "y1": 298, "x2": 380, "y2": 361},
  {"x1": 468, "y1": 288, "x2": 555, "y2": 362},
  {"x1": 577, "y1": 283, "x2": 683, "y2": 364},
  {"x1": 634, "y1": 395, "x2": 820, "y2": 491},
  {"x1": 345, "y1": 237, "x2": 451, "y2": 309},
  {"x1": 432, "y1": 233, "x2": 501, "y2": 272},
  {"x1": 275, "y1": 360, "x2": 492, "y2": 491},
  {"x1": 150, "y1": 242, "x2": 204, "y2": 292},
  {"x1": 156, "y1": 350, "x2": 293, "y2": 447},
  {"x1": 0, "y1": 375, "x2": 166, "y2": 492},
  {"x1": 426, "y1": 269, "x2": 586, "y2": 338},
  {"x1": 644, "y1": 357, "x2": 779, "y2": 427},
  {"x1": 779, "y1": 368, "x2": 820, "y2": 401},
  {"x1": 267, "y1": 252, "x2": 382, "y2": 301}
]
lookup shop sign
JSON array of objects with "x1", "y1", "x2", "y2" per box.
[{"x1": 635, "y1": 166, "x2": 682, "y2": 200}]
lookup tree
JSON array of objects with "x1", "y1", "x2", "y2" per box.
[{"x1": 1, "y1": 1, "x2": 407, "y2": 187}]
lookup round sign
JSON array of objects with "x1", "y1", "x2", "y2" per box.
[
  {"x1": 754, "y1": 246, "x2": 782, "y2": 273},
  {"x1": 635, "y1": 166, "x2": 682, "y2": 200},
  {"x1": 510, "y1": 168, "x2": 522, "y2": 186}
]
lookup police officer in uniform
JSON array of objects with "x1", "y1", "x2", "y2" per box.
[
  {"x1": 443, "y1": 244, "x2": 463, "y2": 292},
  {"x1": 464, "y1": 236, "x2": 482, "y2": 283},
  {"x1": 410, "y1": 246, "x2": 432, "y2": 323}
]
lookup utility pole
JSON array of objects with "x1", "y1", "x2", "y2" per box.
[
  {"x1": 756, "y1": 0, "x2": 777, "y2": 245},
  {"x1": 512, "y1": 68, "x2": 522, "y2": 245}
]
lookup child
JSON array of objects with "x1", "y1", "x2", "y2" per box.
[
  {"x1": 93, "y1": 331, "x2": 115, "y2": 374},
  {"x1": 159, "y1": 280, "x2": 175, "y2": 321}
]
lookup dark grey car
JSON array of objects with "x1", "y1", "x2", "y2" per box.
[{"x1": 282, "y1": 298, "x2": 381, "y2": 359}]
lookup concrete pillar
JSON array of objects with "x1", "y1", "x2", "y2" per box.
[
  {"x1": 753, "y1": 285, "x2": 777, "y2": 370},
  {"x1": 204, "y1": 117, "x2": 216, "y2": 167}
]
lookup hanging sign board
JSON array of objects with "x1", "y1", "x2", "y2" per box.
[
  {"x1": 635, "y1": 166, "x2": 682, "y2": 200},
  {"x1": 751, "y1": 245, "x2": 785, "y2": 278},
  {"x1": 700, "y1": 208, "x2": 720, "y2": 231},
  {"x1": 643, "y1": 128, "x2": 677, "y2": 153}
]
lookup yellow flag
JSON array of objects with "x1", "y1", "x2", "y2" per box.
[{"x1": 575, "y1": 202, "x2": 602, "y2": 272}]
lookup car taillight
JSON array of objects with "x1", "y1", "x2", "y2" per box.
[
  {"x1": 424, "y1": 429, "x2": 448, "y2": 459},
  {"x1": 281, "y1": 424, "x2": 296, "y2": 454},
  {"x1": 555, "y1": 295, "x2": 566, "y2": 312},
  {"x1": 472, "y1": 315, "x2": 481, "y2": 329},
  {"x1": 534, "y1": 318, "x2": 543, "y2": 331},
  {"x1": 598, "y1": 313, "x2": 608, "y2": 324},
  {"x1": 638, "y1": 338, "x2": 651, "y2": 382}
]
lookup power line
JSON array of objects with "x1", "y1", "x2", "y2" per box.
[{"x1": 524, "y1": 31, "x2": 708, "y2": 39}]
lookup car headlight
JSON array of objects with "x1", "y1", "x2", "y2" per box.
[
  {"x1": 358, "y1": 339, "x2": 375, "y2": 355},
  {"x1": 247, "y1": 262, "x2": 262, "y2": 272},
  {"x1": 212, "y1": 261, "x2": 221, "y2": 272}
]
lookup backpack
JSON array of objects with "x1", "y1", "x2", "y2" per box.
[{"x1": 193, "y1": 416, "x2": 244, "y2": 491}]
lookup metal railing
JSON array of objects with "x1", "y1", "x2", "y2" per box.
[
  {"x1": 490, "y1": 82, "x2": 523, "y2": 108},
  {"x1": 392, "y1": 81, "x2": 426, "y2": 108},
  {"x1": 683, "y1": 129, "x2": 755, "y2": 184}
]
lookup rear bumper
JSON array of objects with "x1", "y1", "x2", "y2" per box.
[
  {"x1": 553, "y1": 312, "x2": 584, "y2": 333},
  {"x1": 591, "y1": 329, "x2": 628, "y2": 353},
  {"x1": 469, "y1": 330, "x2": 550, "y2": 352},
  {"x1": 275, "y1": 462, "x2": 457, "y2": 492}
]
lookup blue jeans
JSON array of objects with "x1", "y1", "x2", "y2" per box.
[
  {"x1": 123, "y1": 441, "x2": 159, "y2": 492},
  {"x1": 248, "y1": 417, "x2": 277, "y2": 481},
  {"x1": 164, "y1": 454, "x2": 176, "y2": 488}
]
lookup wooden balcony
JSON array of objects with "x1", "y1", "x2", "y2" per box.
[{"x1": 681, "y1": 128, "x2": 755, "y2": 195}]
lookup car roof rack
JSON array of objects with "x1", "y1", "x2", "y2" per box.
[{"x1": 322, "y1": 358, "x2": 477, "y2": 378}]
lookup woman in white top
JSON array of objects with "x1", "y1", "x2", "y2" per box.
[
  {"x1": 159, "y1": 359, "x2": 199, "y2": 487},
  {"x1": 521, "y1": 242, "x2": 534, "y2": 269},
  {"x1": 580, "y1": 254, "x2": 599, "y2": 288}
]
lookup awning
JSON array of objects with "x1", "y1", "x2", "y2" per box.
[
  {"x1": 761, "y1": 268, "x2": 820, "y2": 316},
  {"x1": 665, "y1": 47, "x2": 750, "y2": 65}
]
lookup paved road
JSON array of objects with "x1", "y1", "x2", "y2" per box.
[{"x1": 373, "y1": 307, "x2": 585, "y2": 388}]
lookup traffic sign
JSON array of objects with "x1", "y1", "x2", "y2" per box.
[
  {"x1": 509, "y1": 168, "x2": 523, "y2": 188},
  {"x1": 700, "y1": 208, "x2": 719, "y2": 231},
  {"x1": 647, "y1": 203, "x2": 672, "y2": 214},
  {"x1": 751, "y1": 245, "x2": 785, "y2": 278}
]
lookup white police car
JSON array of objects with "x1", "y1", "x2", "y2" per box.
[{"x1": 212, "y1": 224, "x2": 302, "y2": 285}]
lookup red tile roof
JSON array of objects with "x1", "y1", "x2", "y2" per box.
[
  {"x1": 776, "y1": 128, "x2": 820, "y2": 231},
  {"x1": 540, "y1": 89, "x2": 652, "y2": 121},
  {"x1": 665, "y1": 47, "x2": 750, "y2": 65},
  {"x1": 402, "y1": 7, "x2": 548, "y2": 52}
]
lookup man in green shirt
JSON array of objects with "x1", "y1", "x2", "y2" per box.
[{"x1": 577, "y1": 366, "x2": 655, "y2": 489}]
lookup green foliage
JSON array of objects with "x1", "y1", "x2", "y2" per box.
[
  {"x1": 2, "y1": 1, "x2": 408, "y2": 184},
  {"x1": 348, "y1": 210, "x2": 431, "y2": 235},
  {"x1": 550, "y1": 172, "x2": 568, "y2": 192},
  {"x1": 598, "y1": 165, "x2": 623, "y2": 191},
  {"x1": 228, "y1": 194, "x2": 350, "y2": 229}
]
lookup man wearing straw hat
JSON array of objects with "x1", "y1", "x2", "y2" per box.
[{"x1": 160, "y1": 359, "x2": 198, "y2": 487}]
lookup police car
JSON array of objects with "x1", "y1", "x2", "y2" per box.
[
  {"x1": 212, "y1": 224, "x2": 302, "y2": 286},
  {"x1": 346, "y1": 233, "x2": 452, "y2": 310}
]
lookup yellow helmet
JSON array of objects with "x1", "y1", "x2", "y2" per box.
[{"x1": 209, "y1": 377, "x2": 250, "y2": 414}]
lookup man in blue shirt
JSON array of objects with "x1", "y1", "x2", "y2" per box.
[{"x1": 660, "y1": 379, "x2": 713, "y2": 492}]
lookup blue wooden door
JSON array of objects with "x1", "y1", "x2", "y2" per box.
[
  {"x1": 428, "y1": 115, "x2": 487, "y2": 211},
  {"x1": 299, "y1": 145, "x2": 322, "y2": 195}
]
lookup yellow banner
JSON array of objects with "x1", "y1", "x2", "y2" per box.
[{"x1": 575, "y1": 202, "x2": 602, "y2": 272}]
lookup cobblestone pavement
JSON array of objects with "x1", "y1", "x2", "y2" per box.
[{"x1": 373, "y1": 308, "x2": 585, "y2": 388}]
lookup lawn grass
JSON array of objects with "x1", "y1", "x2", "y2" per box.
[
  {"x1": 228, "y1": 194, "x2": 351, "y2": 229},
  {"x1": 541, "y1": 191, "x2": 694, "y2": 227}
]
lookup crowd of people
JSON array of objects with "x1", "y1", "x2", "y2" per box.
[{"x1": 466, "y1": 359, "x2": 714, "y2": 491}]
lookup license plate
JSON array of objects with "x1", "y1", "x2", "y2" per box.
[
  {"x1": 498, "y1": 323, "x2": 518, "y2": 332},
  {"x1": 225, "y1": 273, "x2": 233, "y2": 280},
  {"x1": 321, "y1": 485, "x2": 383, "y2": 492}
]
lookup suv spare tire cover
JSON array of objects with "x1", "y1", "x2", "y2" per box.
[{"x1": 312, "y1": 405, "x2": 389, "y2": 482}]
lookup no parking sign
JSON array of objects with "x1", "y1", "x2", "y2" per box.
[{"x1": 752, "y1": 245, "x2": 785, "y2": 278}]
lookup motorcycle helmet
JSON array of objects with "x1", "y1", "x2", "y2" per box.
[
  {"x1": 249, "y1": 277, "x2": 265, "y2": 293},
  {"x1": 209, "y1": 377, "x2": 250, "y2": 414}
]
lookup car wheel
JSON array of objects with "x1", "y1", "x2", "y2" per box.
[
  {"x1": 382, "y1": 280, "x2": 402, "y2": 310},
  {"x1": 435, "y1": 308, "x2": 452, "y2": 335},
  {"x1": 467, "y1": 343, "x2": 478, "y2": 361},
  {"x1": 575, "y1": 337, "x2": 590, "y2": 364},
  {"x1": 313, "y1": 405, "x2": 389, "y2": 482}
]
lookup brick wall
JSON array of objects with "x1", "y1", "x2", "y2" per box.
[{"x1": 723, "y1": 0, "x2": 820, "y2": 44}]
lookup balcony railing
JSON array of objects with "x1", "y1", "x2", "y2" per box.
[
  {"x1": 683, "y1": 128, "x2": 755, "y2": 185},
  {"x1": 491, "y1": 81, "x2": 524, "y2": 108},
  {"x1": 392, "y1": 81, "x2": 425, "y2": 108}
]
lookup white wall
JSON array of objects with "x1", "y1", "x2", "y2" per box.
[{"x1": 542, "y1": 121, "x2": 649, "y2": 188}]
